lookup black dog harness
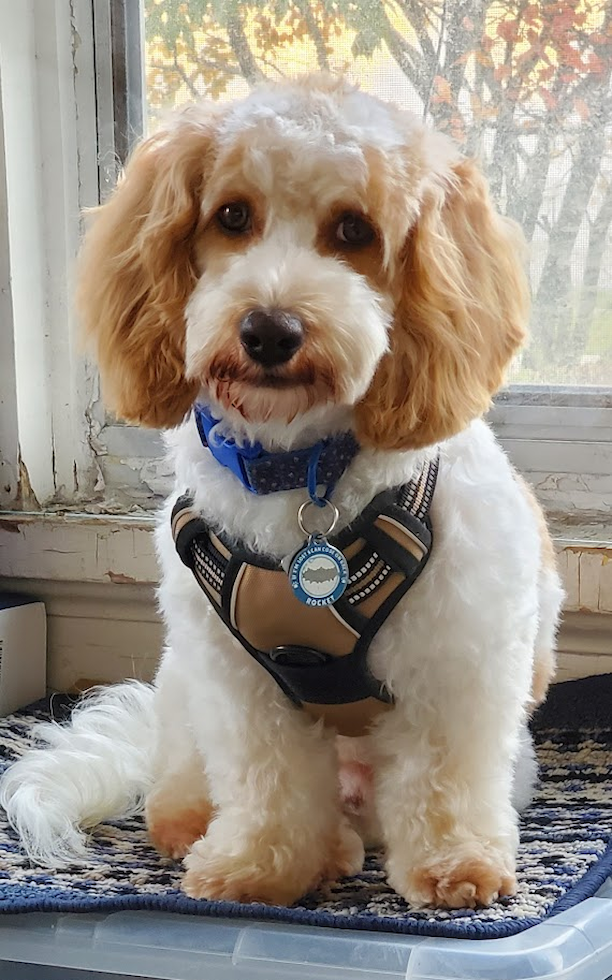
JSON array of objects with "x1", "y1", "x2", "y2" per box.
[{"x1": 172, "y1": 457, "x2": 438, "y2": 736}]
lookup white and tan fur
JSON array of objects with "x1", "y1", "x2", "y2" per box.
[{"x1": 0, "y1": 75, "x2": 563, "y2": 910}]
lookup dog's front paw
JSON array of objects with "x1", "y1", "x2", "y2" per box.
[
  {"x1": 388, "y1": 844, "x2": 516, "y2": 909},
  {"x1": 146, "y1": 800, "x2": 213, "y2": 860},
  {"x1": 181, "y1": 833, "x2": 319, "y2": 905},
  {"x1": 181, "y1": 815, "x2": 364, "y2": 905}
]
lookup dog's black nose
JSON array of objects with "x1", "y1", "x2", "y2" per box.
[{"x1": 240, "y1": 310, "x2": 304, "y2": 368}]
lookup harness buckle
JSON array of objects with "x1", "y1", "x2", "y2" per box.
[{"x1": 268, "y1": 645, "x2": 331, "y2": 667}]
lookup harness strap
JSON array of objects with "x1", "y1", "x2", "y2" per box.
[{"x1": 172, "y1": 457, "x2": 438, "y2": 717}]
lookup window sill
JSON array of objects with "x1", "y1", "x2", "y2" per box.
[
  {"x1": 2, "y1": 509, "x2": 611, "y2": 607},
  {"x1": 1, "y1": 510, "x2": 611, "y2": 692},
  {"x1": 0, "y1": 511, "x2": 158, "y2": 585}
]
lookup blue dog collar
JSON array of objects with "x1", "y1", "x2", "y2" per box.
[{"x1": 194, "y1": 404, "x2": 359, "y2": 505}]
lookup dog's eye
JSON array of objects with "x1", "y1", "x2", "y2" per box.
[
  {"x1": 336, "y1": 212, "x2": 375, "y2": 247},
  {"x1": 217, "y1": 202, "x2": 251, "y2": 235}
]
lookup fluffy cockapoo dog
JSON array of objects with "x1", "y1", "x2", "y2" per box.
[{"x1": 1, "y1": 75, "x2": 563, "y2": 910}]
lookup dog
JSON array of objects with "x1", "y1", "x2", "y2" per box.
[{"x1": 1, "y1": 74, "x2": 564, "y2": 910}]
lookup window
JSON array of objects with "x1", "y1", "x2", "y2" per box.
[
  {"x1": 1, "y1": 0, "x2": 611, "y2": 517},
  {"x1": 143, "y1": 0, "x2": 612, "y2": 388}
]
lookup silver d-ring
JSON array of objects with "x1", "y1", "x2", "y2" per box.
[{"x1": 297, "y1": 499, "x2": 340, "y2": 538}]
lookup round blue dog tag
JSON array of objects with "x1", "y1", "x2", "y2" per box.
[{"x1": 289, "y1": 536, "x2": 349, "y2": 607}]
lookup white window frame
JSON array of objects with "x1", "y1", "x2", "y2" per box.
[
  {"x1": 0, "y1": 0, "x2": 101, "y2": 512},
  {"x1": 490, "y1": 387, "x2": 612, "y2": 515},
  {"x1": 0, "y1": 0, "x2": 610, "y2": 518}
]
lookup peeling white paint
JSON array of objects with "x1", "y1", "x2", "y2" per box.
[
  {"x1": 559, "y1": 548, "x2": 612, "y2": 614},
  {"x1": 2, "y1": 512, "x2": 611, "y2": 613},
  {"x1": 0, "y1": 514, "x2": 158, "y2": 584},
  {"x1": 0, "y1": 60, "x2": 21, "y2": 510},
  {"x1": 0, "y1": 0, "x2": 102, "y2": 512}
]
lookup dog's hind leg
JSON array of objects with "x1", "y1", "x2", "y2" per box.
[
  {"x1": 514, "y1": 474, "x2": 564, "y2": 711},
  {"x1": 336, "y1": 735, "x2": 382, "y2": 846}
]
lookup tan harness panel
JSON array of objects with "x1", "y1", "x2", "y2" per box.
[{"x1": 173, "y1": 459, "x2": 438, "y2": 737}]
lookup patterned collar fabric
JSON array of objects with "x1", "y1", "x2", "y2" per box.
[{"x1": 194, "y1": 405, "x2": 360, "y2": 498}]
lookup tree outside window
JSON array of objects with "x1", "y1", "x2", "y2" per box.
[{"x1": 144, "y1": 0, "x2": 612, "y2": 388}]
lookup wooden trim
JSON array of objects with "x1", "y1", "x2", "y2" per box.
[{"x1": 0, "y1": 581, "x2": 609, "y2": 695}]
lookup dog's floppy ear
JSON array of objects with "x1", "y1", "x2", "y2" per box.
[
  {"x1": 77, "y1": 110, "x2": 217, "y2": 428},
  {"x1": 355, "y1": 160, "x2": 529, "y2": 450}
]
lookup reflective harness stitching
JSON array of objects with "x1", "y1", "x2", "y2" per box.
[{"x1": 172, "y1": 457, "x2": 438, "y2": 729}]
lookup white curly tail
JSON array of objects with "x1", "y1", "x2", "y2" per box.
[{"x1": 0, "y1": 681, "x2": 155, "y2": 866}]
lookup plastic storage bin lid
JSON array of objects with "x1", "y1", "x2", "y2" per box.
[{"x1": 0, "y1": 877, "x2": 610, "y2": 980}]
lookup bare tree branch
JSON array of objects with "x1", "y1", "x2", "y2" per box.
[
  {"x1": 574, "y1": 178, "x2": 612, "y2": 356},
  {"x1": 395, "y1": 0, "x2": 438, "y2": 64},
  {"x1": 226, "y1": 11, "x2": 265, "y2": 83},
  {"x1": 423, "y1": 0, "x2": 448, "y2": 120},
  {"x1": 295, "y1": 1, "x2": 330, "y2": 72},
  {"x1": 171, "y1": 55, "x2": 203, "y2": 98}
]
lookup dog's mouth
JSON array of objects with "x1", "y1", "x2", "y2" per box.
[
  {"x1": 203, "y1": 355, "x2": 338, "y2": 421},
  {"x1": 215, "y1": 369, "x2": 317, "y2": 390},
  {"x1": 207, "y1": 356, "x2": 333, "y2": 392}
]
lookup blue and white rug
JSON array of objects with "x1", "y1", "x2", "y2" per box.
[{"x1": 0, "y1": 676, "x2": 611, "y2": 940}]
